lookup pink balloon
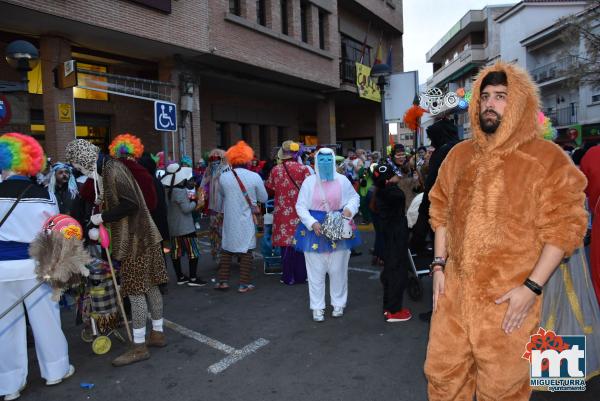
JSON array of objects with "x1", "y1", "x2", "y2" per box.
[{"x1": 98, "y1": 224, "x2": 110, "y2": 249}]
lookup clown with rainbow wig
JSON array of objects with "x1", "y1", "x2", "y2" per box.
[
  {"x1": 0, "y1": 133, "x2": 75, "y2": 400},
  {"x1": 66, "y1": 136, "x2": 168, "y2": 367},
  {"x1": 108, "y1": 133, "x2": 157, "y2": 212}
]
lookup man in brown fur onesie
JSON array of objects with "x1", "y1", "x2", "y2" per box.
[{"x1": 423, "y1": 62, "x2": 588, "y2": 400}]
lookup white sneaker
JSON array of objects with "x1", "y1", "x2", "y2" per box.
[
  {"x1": 45, "y1": 364, "x2": 75, "y2": 386},
  {"x1": 4, "y1": 383, "x2": 25, "y2": 401},
  {"x1": 312, "y1": 309, "x2": 325, "y2": 322},
  {"x1": 332, "y1": 306, "x2": 344, "y2": 317}
]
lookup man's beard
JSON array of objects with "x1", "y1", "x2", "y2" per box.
[{"x1": 479, "y1": 110, "x2": 502, "y2": 134}]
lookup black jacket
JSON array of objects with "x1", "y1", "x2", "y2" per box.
[
  {"x1": 376, "y1": 183, "x2": 408, "y2": 223},
  {"x1": 418, "y1": 118, "x2": 461, "y2": 217},
  {"x1": 54, "y1": 185, "x2": 78, "y2": 215},
  {"x1": 137, "y1": 153, "x2": 170, "y2": 241}
]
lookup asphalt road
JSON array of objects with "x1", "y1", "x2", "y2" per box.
[{"x1": 14, "y1": 228, "x2": 600, "y2": 401}]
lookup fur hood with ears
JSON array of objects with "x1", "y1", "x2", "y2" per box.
[
  {"x1": 469, "y1": 62, "x2": 542, "y2": 155},
  {"x1": 424, "y1": 61, "x2": 588, "y2": 395},
  {"x1": 428, "y1": 61, "x2": 588, "y2": 287}
]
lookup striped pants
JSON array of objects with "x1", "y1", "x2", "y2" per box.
[{"x1": 218, "y1": 251, "x2": 253, "y2": 284}]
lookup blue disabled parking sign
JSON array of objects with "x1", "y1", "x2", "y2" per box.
[{"x1": 154, "y1": 100, "x2": 177, "y2": 131}]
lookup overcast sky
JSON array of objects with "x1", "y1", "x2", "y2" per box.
[{"x1": 403, "y1": 0, "x2": 517, "y2": 84}]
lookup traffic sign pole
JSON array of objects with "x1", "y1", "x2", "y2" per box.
[
  {"x1": 154, "y1": 100, "x2": 178, "y2": 163},
  {"x1": 162, "y1": 131, "x2": 169, "y2": 167}
]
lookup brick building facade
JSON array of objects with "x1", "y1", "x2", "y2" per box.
[{"x1": 0, "y1": 0, "x2": 402, "y2": 161}]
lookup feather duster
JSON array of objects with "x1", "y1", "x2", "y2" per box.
[
  {"x1": 403, "y1": 105, "x2": 427, "y2": 132},
  {"x1": 29, "y1": 231, "x2": 91, "y2": 301}
]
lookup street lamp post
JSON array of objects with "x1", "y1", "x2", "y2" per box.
[
  {"x1": 2, "y1": 40, "x2": 39, "y2": 92},
  {"x1": 0, "y1": 40, "x2": 39, "y2": 135},
  {"x1": 371, "y1": 63, "x2": 391, "y2": 157}
]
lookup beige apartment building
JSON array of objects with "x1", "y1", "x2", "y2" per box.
[{"x1": 0, "y1": 0, "x2": 402, "y2": 161}]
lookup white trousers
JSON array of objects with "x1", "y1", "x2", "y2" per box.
[
  {"x1": 0, "y1": 279, "x2": 70, "y2": 396},
  {"x1": 304, "y1": 250, "x2": 351, "y2": 310}
]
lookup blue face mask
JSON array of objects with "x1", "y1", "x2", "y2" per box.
[{"x1": 317, "y1": 153, "x2": 334, "y2": 181}]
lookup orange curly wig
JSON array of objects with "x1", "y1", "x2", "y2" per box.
[
  {"x1": 109, "y1": 133, "x2": 144, "y2": 159},
  {"x1": 225, "y1": 141, "x2": 254, "y2": 166}
]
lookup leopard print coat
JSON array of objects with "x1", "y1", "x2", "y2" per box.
[{"x1": 101, "y1": 158, "x2": 163, "y2": 261}]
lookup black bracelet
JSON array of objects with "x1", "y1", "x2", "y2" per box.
[
  {"x1": 524, "y1": 278, "x2": 543, "y2": 295},
  {"x1": 429, "y1": 261, "x2": 445, "y2": 275}
]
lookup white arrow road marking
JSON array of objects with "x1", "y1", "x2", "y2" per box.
[
  {"x1": 207, "y1": 338, "x2": 270, "y2": 374},
  {"x1": 164, "y1": 319, "x2": 236, "y2": 354},
  {"x1": 164, "y1": 319, "x2": 269, "y2": 374}
]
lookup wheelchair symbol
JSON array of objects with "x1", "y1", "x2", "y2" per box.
[{"x1": 158, "y1": 104, "x2": 174, "y2": 129}]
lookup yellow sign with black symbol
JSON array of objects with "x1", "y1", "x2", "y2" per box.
[
  {"x1": 355, "y1": 62, "x2": 381, "y2": 103},
  {"x1": 58, "y1": 103, "x2": 72, "y2": 122}
]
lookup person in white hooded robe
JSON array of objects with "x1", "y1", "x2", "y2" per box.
[{"x1": 294, "y1": 147, "x2": 361, "y2": 322}]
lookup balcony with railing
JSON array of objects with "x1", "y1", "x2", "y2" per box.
[
  {"x1": 530, "y1": 56, "x2": 578, "y2": 85},
  {"x1": 546, "y1": 104, "x2": 578, "y2": 127},
  {"x1": 426, "y1": 45, "x2": 486, "y2": 88},
  {"x1": 426, "y1": 9, "x2": 486, "y2": 62},
  {"x1": 340, "y1": 58, "x2": 356, "y2": 84}
]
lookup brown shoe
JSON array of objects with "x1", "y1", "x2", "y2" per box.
[
  {"x1": 111, "y1": 344, "x2": 150, "y2": 367},
  {"x1": 147, "y1": 330, "x2": 167, "y2": 348}
]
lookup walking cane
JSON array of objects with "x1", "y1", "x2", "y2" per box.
[{"x1": 98, "y1": 224, "x2": 133, "y2": 343}]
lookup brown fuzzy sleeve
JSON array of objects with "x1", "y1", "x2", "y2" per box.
[
  {"x1": 535, "y1": 161, "x2": 588, "y2": 256},
  {"x1": 428, "y1": 152, "x2": 455, "y2": 231}
]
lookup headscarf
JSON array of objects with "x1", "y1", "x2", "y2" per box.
[
  {"x1": 48, "y1": 163, "x2": 78, "y2": 199},
  {"x1": 314, "y1": 147, "x2": 336, "y2": 182},
  {"x1": 0, "y1": 132, "x2": 46, "y2": 176},
  {"x1": 201, "y1": 148, "x2": 229, "y2": 212},
  {"x1": 65, "y1": 139, "x2": 101, "y2": 204}
]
